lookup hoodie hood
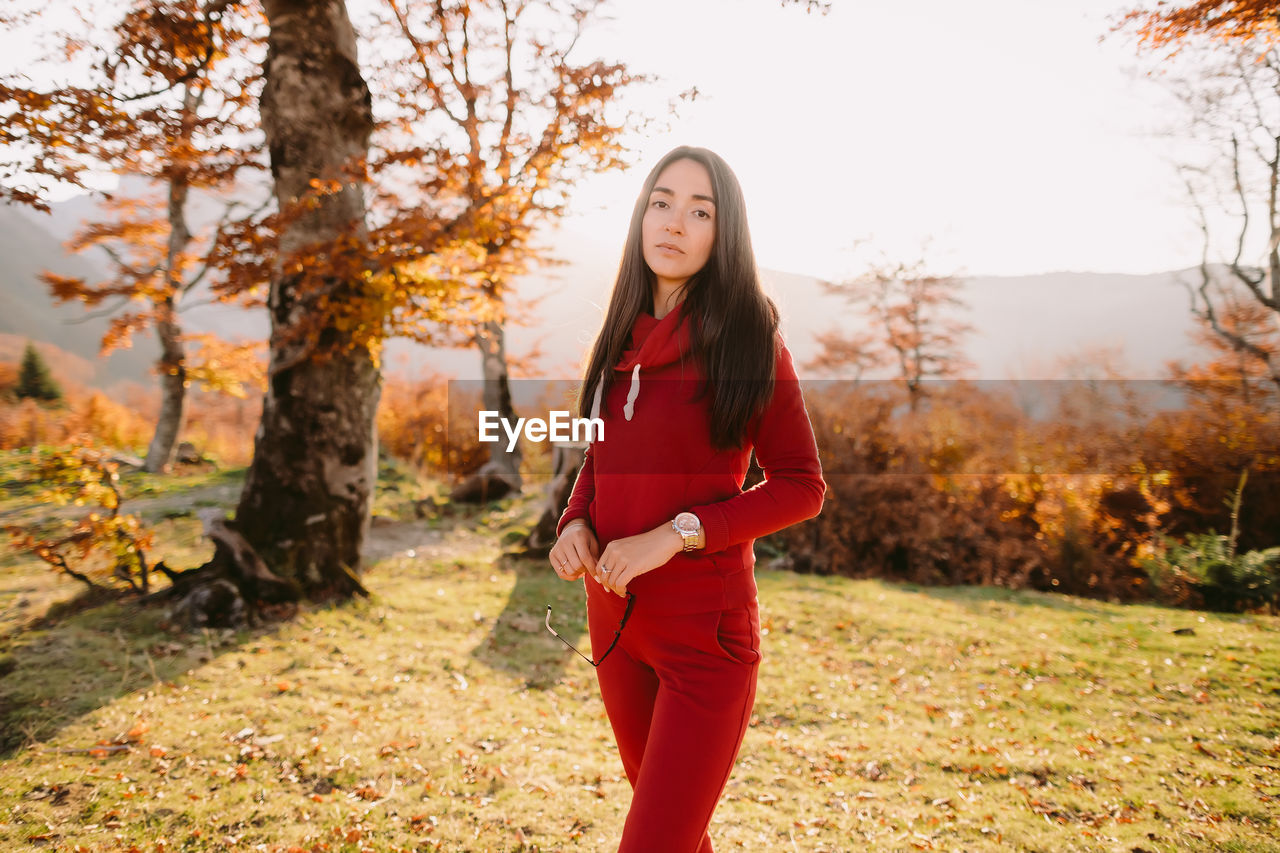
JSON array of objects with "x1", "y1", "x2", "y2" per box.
[
  {"x1": 588, "y1": 306, "x2": 693, "y2": 427},
  {"x1": 616, "y1": 307, "x2": 693, "y2": 374}
]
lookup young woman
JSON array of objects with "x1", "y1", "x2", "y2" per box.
[{"x1": 547, "y1": 146, "x2": 825, "y2": 853}]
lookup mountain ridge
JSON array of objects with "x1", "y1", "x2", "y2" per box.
[{"x1": 2, "y1": 201, "x2": 1213, "y2": 389}]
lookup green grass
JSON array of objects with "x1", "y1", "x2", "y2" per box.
[{"x1": 0, "y1": 479, "x2": 1276, "y2": 850}]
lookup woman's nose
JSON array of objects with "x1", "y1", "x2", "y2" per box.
[{"x1": 664, "y1": 214, "x2": 683, "y2": 235}]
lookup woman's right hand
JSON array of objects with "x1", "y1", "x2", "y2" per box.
[{"x1": 550, "y1": 521, "x2": 599, "y2": 581}]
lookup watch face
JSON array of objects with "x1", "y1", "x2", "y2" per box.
[{"x1": 674, "y1": 511, "x2": 700, "y2": 534}]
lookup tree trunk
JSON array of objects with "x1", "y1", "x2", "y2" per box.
[
  {"x1": 144, "y1": 85, "x2": 199, "y2": 474},
  {"x1": 476, "y1": 316, "x2": 522, "y2": 490},
  {"x1": 451, "y1": 283, "x2": 522, "y2": 503},
  {"x1": 143, "y1": 297, "x2": 188, "y2": 472},
  {"x1": 234, "y1": 0, "x2": 377, "y2": 599}
]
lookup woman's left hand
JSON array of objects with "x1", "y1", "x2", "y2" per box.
[{"x1": 594, "y1": 523, "x2": 685, "y2": 597}]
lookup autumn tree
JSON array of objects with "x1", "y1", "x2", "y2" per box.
[
  {"x1": 186, "y1": 0, "x2": 380, "y2": 602},
  {"x1": 1121, "y1": 4, "x2": 1280, "y2": 392},
  {"x1": 804, "y1": 327, "x2": 883, "y2": 382},
  {"x1": 809, "y1": 251, "x2": 972, "y2": 413},
  {"x1": 6, "y1": 0, "x2": 640, "y2": 606},
  {"x1": 1171, "y1": 273, "x2": 1280, "y2": 406},
  {"x1": 221, "y1": 0, "x2": 638, "y2": 600},
  {"x1": 369, "y1": 0, "x2": 636, "y2": 500},
  {"x1": 5, "y1": 1, "x2": 269, "y2": 472},
  {"x1": 0, "y1": 5, "x2": 126, "y2": 208},
  {"x1": 3, "y1": 0, "x2": 390, "y2": 604}
]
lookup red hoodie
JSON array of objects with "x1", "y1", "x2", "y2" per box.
[{"x1": 557, "y1": 306, "x2": 826, "y2": 616}]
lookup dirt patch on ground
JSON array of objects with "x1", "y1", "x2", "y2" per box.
[
  {"x1": 361, "y1": 517, "x2": 447, "y2": 564},
  {"x1": 120, "y1": 482, "x2": 242, "y2": 520},
  {"x1": 0, "y1": 480, "x2": 242, "y2": 529}
]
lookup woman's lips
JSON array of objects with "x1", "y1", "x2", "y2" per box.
[{"x1": 655, "y1": 242, "x2": 683, "y2": 254}]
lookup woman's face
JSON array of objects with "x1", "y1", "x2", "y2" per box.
[{"x1": 641, "y1": 157, "x2": 716, "y2": 293}]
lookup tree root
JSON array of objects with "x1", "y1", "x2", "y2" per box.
[{"x1": 147, "y1": 510, "x2": 302, "y2": 631}]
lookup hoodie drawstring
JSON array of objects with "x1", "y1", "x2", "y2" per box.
[
  {"x1": 587, "y1": 363, "x2": 642, "y2": 444},
  {"x1": 622, "y1": 364, "x2": 641, "y2": 421}
]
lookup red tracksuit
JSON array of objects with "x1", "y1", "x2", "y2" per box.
[{"x1": 558, "y1": 306, "x2": 826, "y2": 852}]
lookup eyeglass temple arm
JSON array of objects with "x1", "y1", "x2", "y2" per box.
[
  {"x1": 545, "y1": 605, "x2": 597, "y2": 666},
  {"x1": 544, "y1": 593, "x2": 635, "y2": 668}
]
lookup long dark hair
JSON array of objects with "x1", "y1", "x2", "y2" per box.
[{"x1": 579, "y1": 146, "x2": 779, "y2": 450}]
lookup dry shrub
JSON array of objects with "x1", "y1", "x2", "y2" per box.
[
  {"x1": 1130, "y1": 389, "x2": 1280, "y2": 607},
  {"x1": 0, "y1": 393, "x2": 153, "y2": 451},
  {"x1": 777, "y1": 383, "x2": 1057, "y2": 592},
  {"x1": 773, "y1": 377, "x2": 1273, "y2": 604},
  {"x1": 376, "y1": 370, "x2": 486, "y2": 479},
  {"x1": 0, "y1": 353, "x2": 501, "y2": 478},
  {"x1": 0, "y1": 362, "x2": 17, "y2": 396},
  {"x1": 180, "y1": 386, "x2": 261, "y2": 466},
  {"x1": 1142, "y1": 391, "x2": 1280, "y2": 549},
  {"x1": 374, "y1": 371, "x2": 573, "y2": 486},
  {"x1": 0, "y1": 363, "x2": 259, "y2": 464},
  {"x1": 5, "y1": 443, "x2": 155, "y2": 594}
]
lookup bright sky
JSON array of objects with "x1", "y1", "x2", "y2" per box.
[
  {"x1": 2, "y1": 0, "x2": 1198, "y2": 279},
  {"x1": 562, "y1": 0, "x2": 1191, "y2": 279}
]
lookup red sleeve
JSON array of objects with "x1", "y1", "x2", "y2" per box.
[
  {"x1": 556, "y1": 441, "x2": 596, "y2": 537},
  {"x1": 687, "y1": 339, "x2": 826, "y2": 553}
]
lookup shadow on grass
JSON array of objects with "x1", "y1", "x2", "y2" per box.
[
  {"x1": 779, "y1": 568, "x2": 1263, "y2": 630},
  {"x1": 469, "y1": 553, "x2": 589, "y2": 690},
  {"x1": 909, "y1": 583, "x2": 1109, "y2": 616},
  {"x1": 0, "y1": 585, "x2": 281, "y2": 760},
  {"x1": 911, "y1": 581, "x2": 1265, "y2": 626},
  {"x1": 775, "y1": 567, "x2": 1116, "y2": 617}
]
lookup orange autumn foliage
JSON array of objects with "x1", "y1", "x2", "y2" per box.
[
  {"x1": 0, "y1": 355, "x2": 500, "y2": 482},
  {"x1": 375, "y1": 370, "x2": 486, "y2": 480},
  {"x1": 1119, "y1": 1, "x2": 1280, "y2": 51},
  {"x1": 5, "y1": 444, "x2": 156, "y2": 594},
  {"x1": 771, "y1": 366, "x2": 1279, "y2": 607},
  {"x1": 0, "y1": 362, "x2": 262, "y2": 466}
]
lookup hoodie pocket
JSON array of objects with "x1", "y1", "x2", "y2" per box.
[{"x1": 713, "y1": 606, "x2": 760, "y2": 666}]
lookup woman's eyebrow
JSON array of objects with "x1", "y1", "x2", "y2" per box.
[{"x1": 651, "y1": 186, "x2": 716, "y2": 205}]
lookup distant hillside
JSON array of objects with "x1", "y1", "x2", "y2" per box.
[
  {"x1": 0, "y1": 335, "x2": 97, "y2": 389},
  {"x1": 457, "y1": 232, "x2": 1215, "y2": 381},
  {"x1": 3, "y1": 198, "x2": 1216, "y2": 389},
  {"x1": 0, "y1": 204, "x2": 159, "y2": 386},
  {"x1": 762, "y1": 266, "x2": 1211, "y2": 380}
]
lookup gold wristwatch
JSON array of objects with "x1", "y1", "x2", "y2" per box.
[{"x1": 671, "y1": 511, "x2": 703, "y2": 552}]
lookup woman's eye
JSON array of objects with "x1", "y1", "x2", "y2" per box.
[
  {"x1": 694, "y1": 209, "x2": 711, "y2": 219},
  {"x1": 650, "y1": 199, "x2": 667, "y2": 208}
]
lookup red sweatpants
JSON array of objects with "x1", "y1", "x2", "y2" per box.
[{"x1": 587, "y1": 592, "x2": 761, "y2": 853}]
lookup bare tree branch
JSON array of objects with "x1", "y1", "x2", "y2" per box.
[
  {"x1": 61, "y1": 294, "x2": 132, "y2": 324},
  {"x1": 384, "y1": 0, "x2": 467, "y2": 127},
  {"x1": 98, "y1": 243, "x2": 162, "y2": 283},
  {"x1": 181, "y1": 194, "x2": 272, "y2": 297}
]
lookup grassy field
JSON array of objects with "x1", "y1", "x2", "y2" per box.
[{"x1": 0, "y1": 458, "x2": 1277, "y2": 851}]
